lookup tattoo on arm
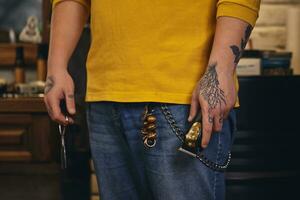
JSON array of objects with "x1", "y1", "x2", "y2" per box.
[
  {"x1": 44, "y1": 76, "x2": 54, "y2": 94},
  {"x1": 198, "y1": 63, "x2": 226, "y2": 123},
  {"x1": 230, "y1": 25, "x2": 252, "y2": 65}
]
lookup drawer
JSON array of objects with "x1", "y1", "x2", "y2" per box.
[
  {"x1": 0, "y1": 150, "x2": 32, "y2": 162},
  {"x1": 0, "y1": 113, "x2": 52, "y2": 162},
  {"x1": 0, "y1": 126, "x2": 32, "y2": 162},
  {"x1": 0, "y1": 128, "x2": 26, "y2": 145}
]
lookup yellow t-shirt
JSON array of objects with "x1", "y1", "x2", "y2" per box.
[{"x1": 53, "y1": 0, "x2": 260, "y2": 105}]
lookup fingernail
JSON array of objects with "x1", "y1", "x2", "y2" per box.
[
  {"x1": 188, "y1": 116, "x2": 192, "y2": 122},
  {"x1": 69, "y1": 108, "x2": 75, "y2": 114}
]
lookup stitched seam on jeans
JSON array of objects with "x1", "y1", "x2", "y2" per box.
[
  {"x1": 213, "y1": 132, "x2": 222, "y2": 200},
  {"x1": 86, "y1": 102, "x2": 91, "y2": 134},
  {"x1": 230, "y1": 110, "x2": 237, "y2": 146}
]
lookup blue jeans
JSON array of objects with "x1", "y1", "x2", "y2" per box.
[{"x1": 86, "y1": 102, "x2": 236, "y2": 200}]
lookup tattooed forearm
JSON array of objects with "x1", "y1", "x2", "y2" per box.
[
  {"x1": 44, "y1": 76, "x2": 54, "y2": 94},
  {"x1": 198, "y1": 63, "x2": 226, "y2": 123},
  {"x1": 230, "y1": 25, "x2": 252, "y2": 65}
]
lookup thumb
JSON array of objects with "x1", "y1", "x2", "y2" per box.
[{"x1": 64, "y1": 88, "x2": 76, "y2": 115}]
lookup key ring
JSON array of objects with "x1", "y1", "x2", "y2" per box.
[{"x1": 144, "y1": 138, "x2": 156, "y2": 148}]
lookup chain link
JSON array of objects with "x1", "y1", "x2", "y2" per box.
[{"x1": 160, "y1": 104, "x2": 231, "y2": 172}]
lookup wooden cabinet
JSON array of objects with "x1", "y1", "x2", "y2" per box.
[{"x1": 0, "y1": 97, "x2": 56, "y2": 162}]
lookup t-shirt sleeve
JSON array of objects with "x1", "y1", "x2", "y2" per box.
[
  {"x1": 216, "y1": 0, "x2": 261, "y2": 27},
  {"x1": 52, "y1": 0, "x2": 90, "y2": 11}
]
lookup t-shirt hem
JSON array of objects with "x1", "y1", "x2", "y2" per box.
[
  {"x1": 85, "y1": 91, "x2": 240, "y2": 107},
  {"x1": 85, "y1": 91, "x2": 192, "y2": 105}
]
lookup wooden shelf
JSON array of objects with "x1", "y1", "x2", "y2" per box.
[{"x1": 0, "y1": 43, "x2": 38, "y2": 67}]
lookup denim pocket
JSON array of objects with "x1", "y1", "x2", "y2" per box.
[
  {"x1": 159, "y1": 103, "x2": 237, "y2": 169},
  {"x1": 201, "y1": 110, "x2": 237, "y2": 166}
]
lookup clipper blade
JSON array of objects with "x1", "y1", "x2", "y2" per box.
[{"x1": 178, "y1": 147, "x2": 197, "y2": 157}]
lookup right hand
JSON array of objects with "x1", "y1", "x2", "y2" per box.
[{"x1": 44, "y1": 69, "x2": 76, "y2": 125}]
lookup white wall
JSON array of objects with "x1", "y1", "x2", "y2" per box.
[{"x1": 251, "y1": 0, "x2": 300, "y2": 50}]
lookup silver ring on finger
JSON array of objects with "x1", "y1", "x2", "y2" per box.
[{"x1": 65, "y1": 115, "x2": 69, "y2": 125}]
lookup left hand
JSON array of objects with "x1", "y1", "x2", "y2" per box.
[{"x1": 188, "y1": 63, "x2": 236, "y2": 148}]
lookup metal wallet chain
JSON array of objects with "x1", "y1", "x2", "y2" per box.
[{"x1": 160, "y1": 103, "x2": 231, "y2": 172}]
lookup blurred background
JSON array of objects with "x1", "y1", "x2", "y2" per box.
[{"x1": 0, "y1": 0, "x2": 300, "y2": 200}]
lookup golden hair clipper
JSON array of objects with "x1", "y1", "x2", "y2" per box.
[{"x1": 178, "y1": 113, "x2": 202, "y2": 157}]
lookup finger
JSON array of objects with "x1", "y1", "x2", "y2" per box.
[
  {"x1": 64, "y1": 88, "x2": 76, "y2": 115},
  {"x1": 201, "y1": 109, "x2": 213, "y2": 148},
  {"x1": 49, "y1": 97, "x2": 69, "y2": 125},
  {"x1": 188, "y1": 94, "x2": 199, "y2": 122},
  {"x1": 44, "y1": 99, "x2": 53, "y2": 117},
  {"x1": 223, "y1": 109, "x2": 230, "y2": 120},
  {"x1": 65, "y1": 115, "x2": 74, "y2": 124},
  {"x1": 213, "y1": 113, "x2": 223, "y2": 133}
]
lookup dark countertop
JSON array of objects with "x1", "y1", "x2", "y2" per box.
[{"x1": 0, "y1": 97, "x2": 47, "y2": 112}]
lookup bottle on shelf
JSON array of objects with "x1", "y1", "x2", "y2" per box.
[
  {"x1": 36, "y1": 44, "x2": 48, "y2": 82},
  {"x1": 14, "y1": 46, "x2": 25, "y2": 84}
]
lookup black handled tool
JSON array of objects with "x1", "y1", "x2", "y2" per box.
[{"x1": 59, "y1": 100, "x2": 68, "y2": 169}]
